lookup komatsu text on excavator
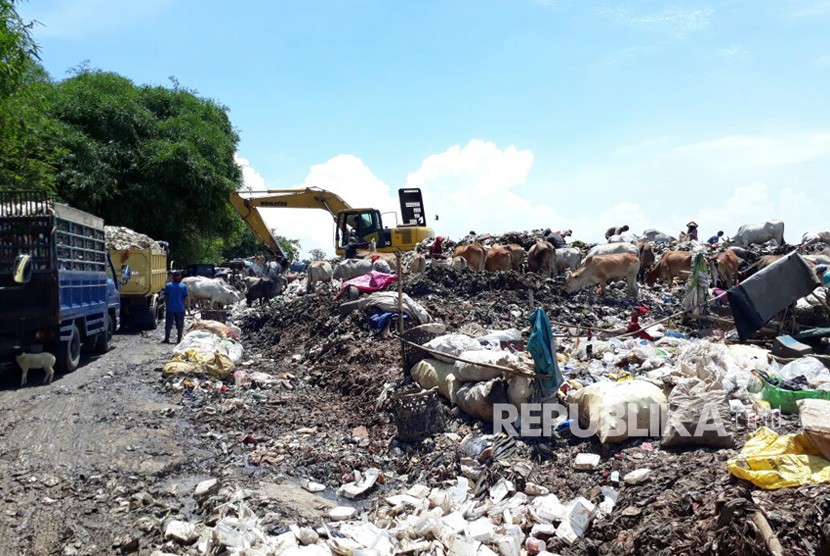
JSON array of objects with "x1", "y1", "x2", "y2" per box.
[{"x1": 229, "y1": 187, "x2": 435, "y2": 259}]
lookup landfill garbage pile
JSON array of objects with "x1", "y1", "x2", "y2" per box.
[
  {"x1": 105, "y1": 225, "x2": 158, "y2": 250},
  {"x1": 127, "y1": 229, "x2": 830, "y2": 555}
]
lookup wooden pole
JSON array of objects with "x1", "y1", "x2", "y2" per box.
[{"x1": 397, "y1": 251, "x2": 405, "y2": 374}]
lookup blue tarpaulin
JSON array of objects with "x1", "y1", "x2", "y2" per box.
[{"x1": 527, "y1": 307, "x2": 563, "y2": 391}]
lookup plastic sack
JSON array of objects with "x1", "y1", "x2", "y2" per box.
[
  {"x1": 567, "y1": 380, "x2": 667, "y2": 444},
  {"x1": 453, "y1": 350, "x2": 524, "y2": 382},
  {"x1": 423, "y1": 334, "x2": 482, "y2": 363},
  {"x1": 761, "y1": 381, "x2": 830, "y2": 414},
  {"x1": 775, "y1": 357, "x2": 830, "y2": 390},
  {"x1": 174, "y1": 330, "x2": 244, "y2": 365},
  {"x1": 662, "y1": 378, "x2": 734, "y2": 448},
  {"x1": 799, "y1": 399, "x2": 830, "y2": 461},
  {"x1": 454, "y1": 378, "x2": 509, "y2": 422},
  {"x1": 162, "y1": 350, "x2": 235, "y2": 379},
  {"x1": 727, "y1": 426, "x2": 830, "y2": 489},
  {"x1": 410, "y1": 358, "x2": 461, "y2": 403}
]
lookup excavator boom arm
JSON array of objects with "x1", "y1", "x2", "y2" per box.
[{"x1": 229, "y1": 188, "x2": 354, "y2": 257}]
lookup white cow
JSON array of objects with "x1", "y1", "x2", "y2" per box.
[
  {"x1": 731, "y1": 220, "x2": 785, "y2": 247},
  {"x1": 584, "y1": 242, "x2": 639, "y2": 263},
  {"x1": 449, "y1": 256, "x2": 468, "y2": 271},
  {"x1": 307, "y1": 261, "x2": 333, "y2": 292},
  {"x1": 555, "y1": 247, "x2": 581, "y2": 274},
  {"x1": 409, "y1": 254, "x2": 427, "y2": 274},
  {"x1": 641, "y1": 229, "x2": 676, "y2": 244},
  {"x1": 182, "y1": 277, "x2": 242, "y2": 312},
  {"x1": 802, "y1": 231, "x2": 830, "y2": 246},
  {"x1": 608, "y1": 232, "x2": 640, "y2": 244}
]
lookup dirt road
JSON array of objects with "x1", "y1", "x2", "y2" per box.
[{"x1": 0, "y1": 329, "x2": 210, "y2": 555}]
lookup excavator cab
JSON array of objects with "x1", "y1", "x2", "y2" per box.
[{"x1": 336, "y1": 209, "x2": 391, "y2": 250}]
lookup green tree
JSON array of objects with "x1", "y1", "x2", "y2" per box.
[
  {"x1": 0, "y1": 0, "x2": 39, "y2": 99},
  {"x1": 0, "y1": 62, "x2": 64, "y2": 191},
  {"x1": 309, "y1": 248, "x2": 326, "y2": 261},
  {"x1": 44, "y1": 70, "x2": 243, "y2": 264},
  {"x1": 221, "y1": 227, "x2": 270, "y2": 260},
  {"x1": 273, "y1": 233, "x2": 300, "y2": 262}
]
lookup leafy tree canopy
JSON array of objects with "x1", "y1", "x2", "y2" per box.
[{"x1": 0, "y1": 0, "x2": 39, "y2": 99}]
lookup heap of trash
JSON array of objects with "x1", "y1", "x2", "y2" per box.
[
  {"x1": 134, "y1": 226, "x2": 830, "y2": 555},
  {"x1": 105, "y1": 225, "x2": 159, "y2": 250}
]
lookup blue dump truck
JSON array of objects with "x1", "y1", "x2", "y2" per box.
[{"x1": 0, "y1": 191, "x2": 124, "y2": 373}]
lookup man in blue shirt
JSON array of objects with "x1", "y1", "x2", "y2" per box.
[
  {"x1": 707, "y1": 231, "x2": 724, "y2": 245},
  {"x1": 162, "y1": 271, "x2": 188, "y2": 344}
]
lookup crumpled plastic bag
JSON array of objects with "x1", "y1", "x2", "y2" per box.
[
  {"x1": 775, "y1": 357, "x2": 830, "y2": 390},
  {"x1": 423, "y1": 334, "x2": 482, "y2": 363},
  {"x1": 162, "y1": 349, "x2": 235, "y2": 379},
  {"x1": 727, "y1": 426, "x2": 830, "y2": 489}
]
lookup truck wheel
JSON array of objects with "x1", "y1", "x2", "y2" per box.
[
  {"x1": 147, "y1": 300, "x2": 159, "y2": 330},
  {"x1": 94, "y1": 313, "x2": 114, "y2": 354},
  {"x1": 56, "y1": 325, "x2": 82, "y2": 373}
]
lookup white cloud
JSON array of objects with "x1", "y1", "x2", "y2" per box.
[
  {"x1": 595, "y1": 46, "x2": 658, "y2": 68},
  {"x1": 714, "y1": 45, "x2": 749, "y2": 61},
  {"x1": 600, "y1": 7, "x2": 713, "y2": 38},
  {"x1": 405, "y1": 140, "x2": 556, "y2": 238},
  {"x1": 790, "y1": 0, "x2": 830, "y2": 18},
  {"x1": 235, "y1": 154, "x2": 266, "y2": 192},
  {"x1": 691, "y1": 181, "x2": 827, "y2": 242},
  {"x1": 675, "y1": 132, "x2": 830, "y2": 168}
]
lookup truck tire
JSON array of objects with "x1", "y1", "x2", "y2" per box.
[
  {"x1": 56, "y1": 324, "x2": 81, "y2": 373},
  {"x1": 94, "y1": 313, "x2": 114, "y2": 354},
  {"x1": 147, "y1": 299, "x2": 158, "y2": 331}
]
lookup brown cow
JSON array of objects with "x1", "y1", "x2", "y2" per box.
[
  {"x1": 453, "y1": 243, "x2": 486, "y2": 271},
  {"x1": 565, "y1": 253, "x2": 640, "y2": 297},
  {"x1": 637, "y1": 241, "x2": 655, "y2": 283},
  {"x1": 646, "y1": 251, "x2": 693, "y2": 286},
  {"x1": 709, "y1": 250, "x2": 739, "y2": 289},
  {"x1": 505, "y1": 243, "x2": 526, "y2": 272},
  {"x1": 739, "y1": 253, "x2": 815, "y2": 281},
  {"x1": 485, "y1": 246, "x2": 514, "y2": 272},
  {"x1": 527, "y1": 240, "x2": 556, "y2": 278}
]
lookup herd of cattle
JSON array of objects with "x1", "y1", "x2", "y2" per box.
[
  {"x1": 181, "y1": 219, "x2": 830, "y2": 310},
  {"x1": 410, "y1": 219, "x2": 829, "y2": 298}
]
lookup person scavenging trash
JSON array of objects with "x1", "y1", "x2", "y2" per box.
[
  {"x1": 686, "y1": 221, "x2": 699, "y2": 241},
  {"x1": 707, "y1": 230, "x2": 724, "y2": 245},
  {"x1": 162, "y1": 270, "x2": 188, "y2": 344},
  {"x1": 604, "y1": 224, "x2": 629, "y2": 240},
  {"x1": 542, "y1": 228, "x2": 566, "y2": 248}
]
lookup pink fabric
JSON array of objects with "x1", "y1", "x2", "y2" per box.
[{"x1": 335, "y1": 271, "x2": 399, "y2": 300}]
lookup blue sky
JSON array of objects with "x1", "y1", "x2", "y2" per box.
[{"x1": 19, "y1": 0, "x2": 830, "y2": 255}]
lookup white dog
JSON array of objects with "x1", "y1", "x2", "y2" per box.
[{"x1": 15, "y1": 352, "x2": 56, "y2": 386}]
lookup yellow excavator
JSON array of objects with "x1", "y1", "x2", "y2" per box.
[{"x1": 229, "y1": 187, "x2": 435, "y2": 259}]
